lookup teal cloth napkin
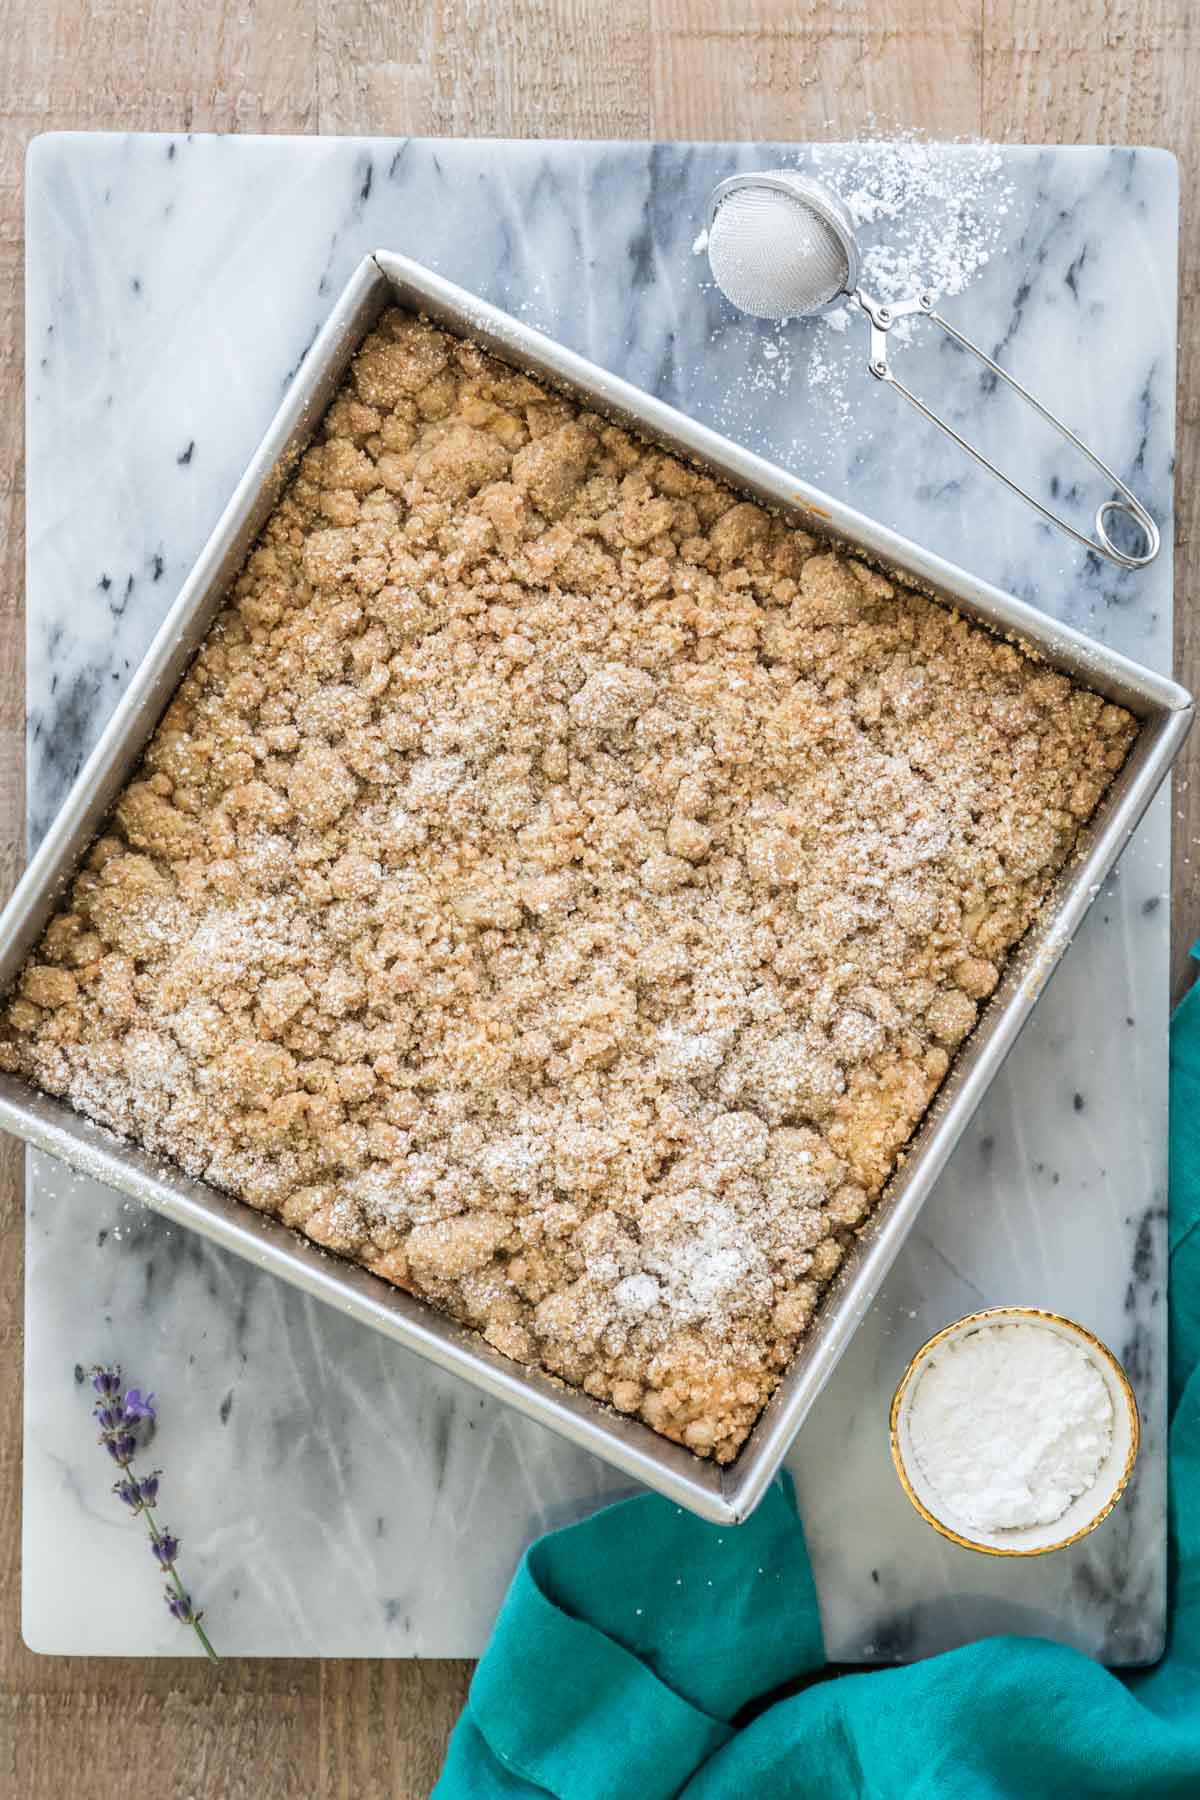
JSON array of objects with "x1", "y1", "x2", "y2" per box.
[{"x1": 436, "y1": 961, "x2": 1200, "y2": 1798}]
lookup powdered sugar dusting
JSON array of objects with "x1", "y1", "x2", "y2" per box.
[{"x1": 4, "y1": 307, "x2": 1134, "y2": 1467}]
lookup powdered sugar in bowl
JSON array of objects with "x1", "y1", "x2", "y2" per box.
[{"x1": 889, "y1": 1307, "x2": 1139, "y2": 1556}]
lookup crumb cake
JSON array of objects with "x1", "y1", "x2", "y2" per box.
[{"x1": 1, "y1": 312, "x2": 1137, "y2": 1462}]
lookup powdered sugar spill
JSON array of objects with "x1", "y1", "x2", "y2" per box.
[
  {"x1": 697, "y1": 135, "x2": 1015, "y2": 468},
  {"x1": 820, "y1": 136, "x2": 1008, "y2": 313}
]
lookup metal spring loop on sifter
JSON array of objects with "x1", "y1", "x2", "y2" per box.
[{"x1": 854, "y1": 287, "x2": 1160, "y2": 571}]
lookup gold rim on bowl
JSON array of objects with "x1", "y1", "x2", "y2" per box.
[{"x1": 888, "y1": 1305, "x2": 1140, "y2": 1557}]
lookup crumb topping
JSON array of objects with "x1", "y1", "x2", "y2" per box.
[{"x1": 1, "y1": 312, "x2": 1137, "y2": 1461}]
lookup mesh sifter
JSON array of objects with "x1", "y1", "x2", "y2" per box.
[{"x1": 707, "y1": 172, "x2": 1160, "y2": 571}]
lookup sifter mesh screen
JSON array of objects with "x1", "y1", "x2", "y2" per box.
[{"x1": 708, "y1": 185, "x2": 850, "y2": 320}]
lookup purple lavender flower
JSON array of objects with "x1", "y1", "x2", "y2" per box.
[
  {"x1": 87, "y1": 1365, "x2": 217, "y2": 1662},
  {"x1": 165, "y1": 1589, "x2": 200, "y2": 1625},
  {"x1": 152, "y1": 1533, "x2": 180, "y2": 1568}
]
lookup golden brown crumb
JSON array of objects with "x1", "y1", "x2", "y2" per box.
[{"x1": 0, "y1": 311, "x2": 1137, "y2": 1463}]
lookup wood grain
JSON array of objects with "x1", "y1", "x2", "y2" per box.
[
  {"x1": 0, "y1": 2, "x2": 1197, "y2": 1794},
  {"x1": 318, "y1": 1, "x2": 651, "y2": 137},
  {"x1": 649, "y1": 0, "x2": 982, "y2": 140}
]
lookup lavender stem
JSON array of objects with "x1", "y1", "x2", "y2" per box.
[
  {"x1": 91, "y1": 1366, "x2": 219, "y2": 1663},
  {"x1": 140, "y1": 1501, "x2": 220, "y2": 1664}
]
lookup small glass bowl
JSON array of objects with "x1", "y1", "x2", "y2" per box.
[{"x1": 889, "y1": 1305, "x2": 1140, "y2": 1556}]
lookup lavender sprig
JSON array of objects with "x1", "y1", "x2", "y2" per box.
[{"x1": 90, "y1": 1365, "x2": 218, "y2": 1662}]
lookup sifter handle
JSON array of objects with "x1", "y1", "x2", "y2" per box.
[{"x1": 854, "y1": 288, "x2": 1161, "y2": 571}]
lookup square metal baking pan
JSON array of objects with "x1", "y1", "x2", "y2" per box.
[{"x1": 1, "y1": 251, "x2": 1191, "y2": 1524}]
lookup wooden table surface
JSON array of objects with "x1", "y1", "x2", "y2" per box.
[{"x1": 1, "y1": 2, "x2": 1197, "y2": 1793}]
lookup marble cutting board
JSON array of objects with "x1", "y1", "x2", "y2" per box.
[{"x1": 22, "y1": 134, "x2": 1176, "y2": 1661}]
